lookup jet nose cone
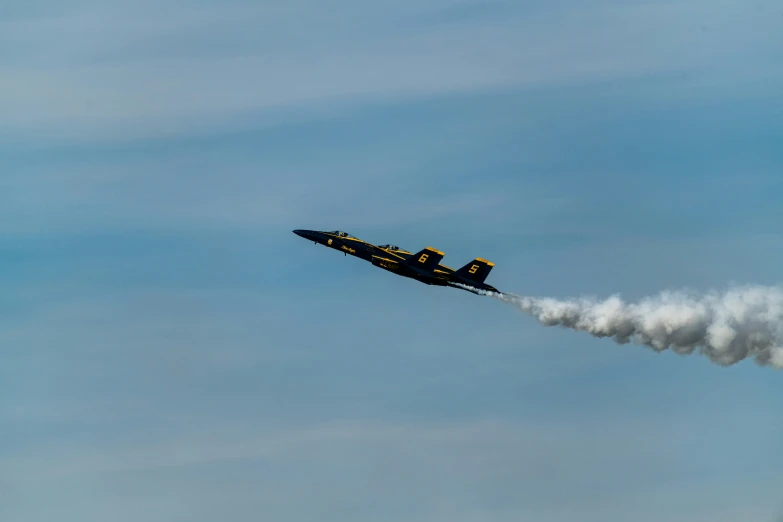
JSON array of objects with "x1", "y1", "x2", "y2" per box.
[{"x1": 293, "y1": 229, "x2": 317, "y2": 240}]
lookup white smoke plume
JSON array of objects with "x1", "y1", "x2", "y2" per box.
[{"x1": 460, "y1": 284, "x2": 783, "y2": 368}]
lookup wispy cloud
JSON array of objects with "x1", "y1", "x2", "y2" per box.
[
  {"x1": 4, "y1": 0, "x2": 780, "y2": 141},
  {"x1": 0, "y1": 148, "x2": 529, "y2": 237},
  {"x1": 4, "y1": 416, "x2": 781, "y2": 522}
]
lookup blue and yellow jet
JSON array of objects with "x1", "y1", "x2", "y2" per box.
[{"x1": 293, "y1": 229, "x2": 499, "y2": 294}]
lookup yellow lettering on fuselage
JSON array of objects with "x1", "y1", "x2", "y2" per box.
[{"x1": 380, "y1": 260, "x2": 398, "y2": 270}]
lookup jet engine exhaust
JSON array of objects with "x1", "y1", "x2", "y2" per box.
[{"x1": 456, "y1": 283, "x2": 783, "y2": 368}]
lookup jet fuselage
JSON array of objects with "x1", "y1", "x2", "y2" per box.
[{"x1": 293, "y1": 229, "x2": 500, "y2": 294}]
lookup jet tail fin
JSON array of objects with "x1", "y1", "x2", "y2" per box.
[
  {"x1": 403, "y1": 247, "x2": 445, "y2": 272},
  {"x1": 456, "y1": 258, "x2": 494, "y2": 284}
]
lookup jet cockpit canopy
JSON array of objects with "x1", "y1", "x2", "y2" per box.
[
  {"x1": 379, "y1": 244, "x2": 401, "y2": 251},
  {"x1": 328, "y1": 230, "x2": 354, "y2": 238}
]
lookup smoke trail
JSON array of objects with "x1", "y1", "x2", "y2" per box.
[{"x1": 459, "y1": 284, "x2": 783, "y2": 368}]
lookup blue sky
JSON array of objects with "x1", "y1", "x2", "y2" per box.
[{"x1": 2, "y1": 0, "x2": 783, "y2": 520}]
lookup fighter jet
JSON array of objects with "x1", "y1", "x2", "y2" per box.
[{"x1": 292, "y1": 229, "x2": 500, "y2": 294}]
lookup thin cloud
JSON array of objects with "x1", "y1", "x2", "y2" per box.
[{"x1": 3, "y1": 0, "x2": 780, "y2": 141}]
